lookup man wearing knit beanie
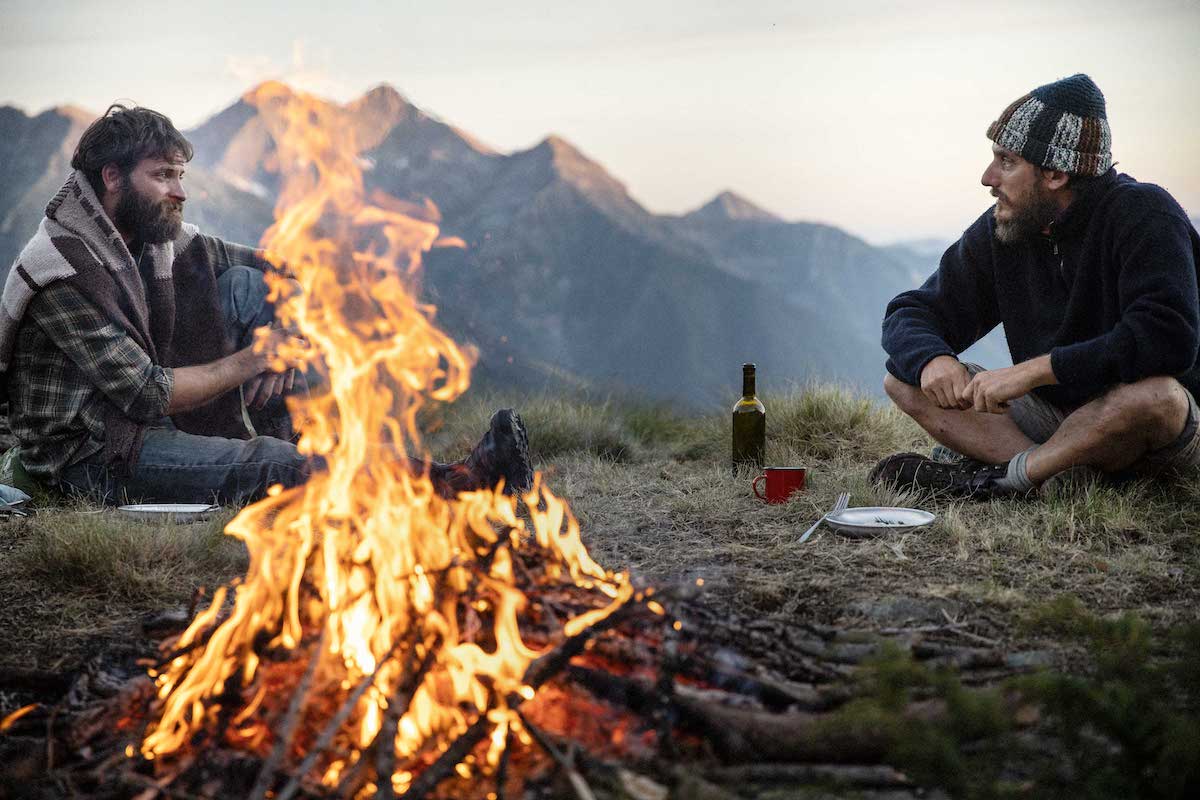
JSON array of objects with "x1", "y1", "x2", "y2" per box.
[{"x1": 872, "y1": 74, "x2": 1200, "y2": 498}]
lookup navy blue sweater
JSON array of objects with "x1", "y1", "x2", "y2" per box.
[{"x1": 882, "y1": 169, "x2": 1200, "y2": 410}]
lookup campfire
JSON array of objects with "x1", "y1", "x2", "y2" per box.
[{"x1": 123, "y1": 82, "x2": 649, "y2": 795}]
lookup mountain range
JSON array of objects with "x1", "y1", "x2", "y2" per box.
[{"x1": 1, "y1": 84, "x2": 1018, "y2": 405}]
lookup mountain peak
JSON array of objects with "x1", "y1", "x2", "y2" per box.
[
  {"x1": 350, "y1": 83, "x2": 414, "y2": 116},
  {"x1": 529, "y1": 134, "x2": 602, "y2": 177},
  {"x1": 688, "y1": 190, "x2": 781, "y2": 223},
  {"x1": 347, "y1": 83, "x2": 418, "y2": 150},
  {"x1": 538, "y1": 134, "x2": 582, "y2": 157},
  {"x1": 242, "y1": 79, "x2": 295, "y2": 102},
  {"x1": 362, "y1": 83, "x2": 404, "y2": 102},
  {"x1": 506, "y1": 134, "x2": 651, "y2": 225}
]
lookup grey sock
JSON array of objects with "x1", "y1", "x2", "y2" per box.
[{"x1": 994, "y1": 447, "x2": 1037, "y2": 492}]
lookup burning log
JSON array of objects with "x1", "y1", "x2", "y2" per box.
[
  {"x1": 515, "y1": 711, "x2": 598, "y2": 800},
  {"x1": 374, "y1": 632, "x2": 438, "y2": 800},
  {"x1": 398, "y1": 714, "x2": 490, "y2": 800},
  {"x1": 274, "y1": 661, "x2": 392, "y2": 800},
  {"x1": 493, "y1": 726, "x2": 514, "y2": 800},
  {"x1": 248, "y1": 628, "x2": 327, "y2": 798},
  {"x1": 401, "y1": 597, "x2": 642, "y2": 799}
]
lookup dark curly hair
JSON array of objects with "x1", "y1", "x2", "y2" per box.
[{"x1": 71, "y1": 103, "x2": 193, "y2": 199}]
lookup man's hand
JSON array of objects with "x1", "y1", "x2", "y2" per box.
[
  {"x1": 244, "y1": 369, "x2": 295, "y2": 410},
  {"x1": 243, "y1": 325, "x2": 306, "y2": 410},
  {"x1": 168, "y1": 327, "x2": 308, "y2": 416},
  {"x1": 920, "y1": 355, "x2": 972, "y2": 410},
  {"x1": 251, "y1": 325, "x2": 309, "y2": 374},
  {"x1": 962, "y1": 355, "x2": 1057, "y2": 414}
]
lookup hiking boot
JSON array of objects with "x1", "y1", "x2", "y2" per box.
[
  {"x1": 930, "y1": 444, "x2": 965, "y2": 464},
  {"x1": 462, "y1": 408, "x2": 534, "y2": 495},
  {"x1": 869, "y1": 451, "x2": 1017, "y2": 499}
]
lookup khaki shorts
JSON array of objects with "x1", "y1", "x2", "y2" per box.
[{"x1": 962, "y1": 363, "x2": 1200, "y2": 476}]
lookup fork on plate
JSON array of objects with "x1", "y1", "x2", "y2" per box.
[{"x1": 799, "y1": 491, "x2": 850, "y2": 544}]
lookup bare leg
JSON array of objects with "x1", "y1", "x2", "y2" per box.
[
  {"x1": 884, "y1": 375, "x2": 1034, "y2": 463},
  {"x1": 1024, "y1": 377, "x2": 1189, "y2": 483}
]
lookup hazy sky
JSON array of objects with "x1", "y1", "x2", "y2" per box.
[{"x1": 2, "y1": 0, "x2": 1197, "y2": 243}]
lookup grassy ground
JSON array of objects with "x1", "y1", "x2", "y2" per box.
[{"x1": 2, "y1": 382, "x2": 1197, "y2": 688}]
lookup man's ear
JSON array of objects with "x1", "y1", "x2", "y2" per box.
[
  {"x1": 100, "y1": 163, "x2": 124, "y2": 198},
  {"x1": 1040, "y1": 168, "x2": 1070, "y2": 192}
]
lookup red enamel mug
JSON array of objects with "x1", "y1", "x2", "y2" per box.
[{"x1": 752, "y1": 466, "x2": 807, "y2": 504}]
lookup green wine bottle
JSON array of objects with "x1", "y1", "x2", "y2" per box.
[{"x1": 732, "y1": 363, "x2": 765, "y2": 473}]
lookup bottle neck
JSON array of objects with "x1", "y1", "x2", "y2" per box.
[{"x1": 742, "y1": 370, "x2": 756, "y2": 398}]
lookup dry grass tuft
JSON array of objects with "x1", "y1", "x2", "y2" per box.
[
  {"x1": 770, "y1": 383, "x2": 929, "y2": 463},
  {"x1": 0, "y1": 507, "x2": 244, "y2": 672},
  {"x1": 11, "y1": 507, "x2": 244, "y2": 603}
]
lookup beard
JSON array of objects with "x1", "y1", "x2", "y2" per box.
[
  {"x1": 992, "y1": 183, "x2": 1058, "y2": 245},
  {"x1": 114, "y1": 180, "x2": 183, "y2": 245}
]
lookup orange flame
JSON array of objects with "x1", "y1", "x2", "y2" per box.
[{"x1": 141, "y1": 82, "x2": 629, "y2": 779}]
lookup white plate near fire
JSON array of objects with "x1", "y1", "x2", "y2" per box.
[
  {"x1": 823, "y1": 506, "x2": 935, "y2": 537},
  {"x1": 117, "y1": 503, "x2": 219, "y2": 522}
]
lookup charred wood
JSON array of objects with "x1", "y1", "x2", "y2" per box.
[
  {"x1": 248, "y1": 628, "x2": 327, "y2": 799},
  {"x1": 673, "y1": 654, "x2": 857, "y2": 712},
  {"x1": 275, "y1": 649, "x2": 401, "y2": 800},
  {"x1": 399, "y1": 714, "x2": 491, "y2": 800},
  {"x1": 566, "y1": 664, "x2": 895, "y2": 764},
  {"x1": 375, "y1": 632, "x2": 438, "y2": 800},
  {"x1": 494, "y1": 727, "x2": 513, "y2": 800},
  {"x1": 405, "y1": 599, "x2": 642, "y2": 799},
  {"x1": 0, "y1": 668, "x2": 73, "y2": 695},
  {"x1": 516, "y1": 711, "x2": 598, "y2": 800},
  {"x1": 705, "y1": 762, "x2": 913, "y2": 788}
]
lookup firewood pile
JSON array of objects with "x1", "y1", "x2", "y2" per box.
[{"x1": 0, "y1": 547, "x2": 1053, "y2": 800}]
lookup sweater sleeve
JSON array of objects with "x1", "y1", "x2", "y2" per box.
[
  {"x1": 200, "y1": 234, "x2": 276, "y2": 278},
  {"x1": 1050, "y1": 211, "x2": 1200, "y2": 393},
  {"x1": 881, "y1": 212, "x2": 1001, "y2": 386}
]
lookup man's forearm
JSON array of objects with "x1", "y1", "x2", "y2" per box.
[
  {"x1": 1019, "y1": 354, "x2": 1058, "y2": 390},
  {"x1": 166, "y1": 347, "x2": 260, "y2": 414}
]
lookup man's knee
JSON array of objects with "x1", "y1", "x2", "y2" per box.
[
  {"x1": 219, "y1": 264, "x2": 271, "y2": 329},
  {"x1": 219, "y1": 266, "x2": 302, "y2": 351},
  {"x1": 884, "y1": 373, "x2": 925, "y2": 413},
  {"x1": 1096, "y1": 377, "x2": 1189, "y2": 443},
  {"x1": 219, "y1": 265, "x2": 301, "y2": 322},
  {"x1": 239, "y1": 435, "x2": 311, "y2": 492}
]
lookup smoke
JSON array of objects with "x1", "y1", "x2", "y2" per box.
[{"x1": 224, "y1": 38, "x2": 352, "y2": 102}]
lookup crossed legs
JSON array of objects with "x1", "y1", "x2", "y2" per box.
[{"x1": 883, "y1": 373, "x2": 1192, "y2": 484}]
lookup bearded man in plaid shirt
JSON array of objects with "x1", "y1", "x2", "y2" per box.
[{"x1": 0, "y1": 105, "x2": 531, "y2": 505}]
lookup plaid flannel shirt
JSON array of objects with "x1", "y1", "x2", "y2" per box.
[{"x1": 6, "y1": 236, "x2": 264, "y2": 479}]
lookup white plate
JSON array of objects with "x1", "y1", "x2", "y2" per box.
[
  {"x1": 824, "y1": 506, "x2": 936, "y2": 538},
  {"x1": 117, "y1": 503, "x2": 219, "y2": 522}
]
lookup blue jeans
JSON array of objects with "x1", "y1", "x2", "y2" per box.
[
  {"x1": 58, "y1": 266, "x2": 312, "y2": 505},
  {"x1": 58, "y1": 424, "x2": 312, "y2": 505}
]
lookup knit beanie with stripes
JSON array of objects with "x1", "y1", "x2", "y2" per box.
[{"x1": 986, "y1": 74, "x2": 1113, "y2": 176}]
